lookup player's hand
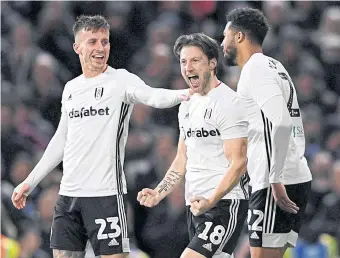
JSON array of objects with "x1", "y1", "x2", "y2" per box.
[
  {"x1": 189, "y1": 196, "x2": 214, "y2": 216},
  {"x1": 179, "y1": 89, "x2": 194, "y2": 101},
  {"x1": 12, "y1": 183, "x2": 30, "y2": 209},
  {"x1": 271, "y1": 183, "x2": 299, "y2": 214},
  {"x1": 137, "y1": 188, "x2": 162, "y2": 208}
]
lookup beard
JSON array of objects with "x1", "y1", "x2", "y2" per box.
[
  {"x1": 185, "y1": 71, "x2": 211, "y2": 95},
  {"x1": 223, "y1": 46, "x2": 237, "y2": 66},
  {"x1": 202, "y1": 72, "x2": 211, "y2": 90}
]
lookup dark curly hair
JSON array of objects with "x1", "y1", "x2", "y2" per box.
[
  {"x1": 73, "y1": 15, "x2": 110, "y2": 37},
  {"x1": 226, "y1": 8, "x2": 269, "y2": 45},
  {"x1": 173, "y1": 33, "x2": 220, "y2": 74}
]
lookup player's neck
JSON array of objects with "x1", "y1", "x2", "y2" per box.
[
  {"x1": 238, "y1": 45, "x2": 263, "y2": 69},
  {"x1": 202, "y1": 76, "x2": 220, "y2": 96},
  {"x1": 82, "y1": 64, "x2": 108, "y2": 78}
]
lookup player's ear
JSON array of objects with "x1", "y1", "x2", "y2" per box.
[
  {"x1": 209, "y1": 58, "x2": 217, "y2": 71},
  {"x1": 73, "y1": 43, "x2": 80, "y2": 55},
  {"x1": 236, "y1": 31, "x2": 246, "y2": 44}
]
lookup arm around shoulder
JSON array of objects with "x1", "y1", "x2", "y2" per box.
[{"x1": 123, "y1": 70, "x2": 190, "y2": 108}]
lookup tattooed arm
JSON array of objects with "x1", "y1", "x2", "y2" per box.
[
  {"x1": 137, "y1": 139, "x2": 187, "y2": 207},
  {"x1": 53, "y1": 250, "x2": 86, "y2": 258}
]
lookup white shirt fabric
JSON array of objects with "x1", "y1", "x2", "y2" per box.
[
  {"x1": 178, "y1": 83, "x2": 249, "y2": 205},
  {"x1": 237, "y1": 53, "x2": 312, "y2": 193},
  {"x1": 19, "y1": 66, "x2": 189, "y2": 197}
]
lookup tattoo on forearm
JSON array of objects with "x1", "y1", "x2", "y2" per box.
[
  {"x1": 158, "y1": 170, "x2": 182, "y2": 194},
  {"x1": 53, "y1": 250, "x2": 86, "y2": 258}
]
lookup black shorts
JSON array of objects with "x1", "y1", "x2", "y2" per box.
[
  {"x1": 248, "y1": 181, "x2": 311, "y2": 248},
  {"x1": 50, "y1": 194, "x2": 130, "y2": 256},
  {"x1": 187, "y1": 199, "x2": 248, "y2": 258}
]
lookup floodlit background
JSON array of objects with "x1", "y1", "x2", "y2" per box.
[{"x1": 1, "y1": 1, "x2": 340, "y2": 258}]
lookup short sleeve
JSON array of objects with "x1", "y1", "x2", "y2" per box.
[{"x1": 216, "y1": 96, "x2": 248, "y2": 140}]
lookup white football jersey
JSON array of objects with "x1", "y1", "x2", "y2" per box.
[
  {"x1": 237, "y1": 53, "x2": 312, "y2": 193},
  {"x1": 178, "y1": 83, "x2": 249, "y2": 205},
  {"x1": 51, "y1": 66, "x2": 187, "y2": 197}
]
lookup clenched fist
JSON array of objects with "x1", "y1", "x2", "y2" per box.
[{"x1": 190, "y1": 196, "x2": 215, "y2": 216}]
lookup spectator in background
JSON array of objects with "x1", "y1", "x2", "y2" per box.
[
  {"x1": 4, "y1": 20, "x2": 39, "y2": 86},
  {"x1": 306, "y1": 161, "x2": 340, "y2": 256},
  {"x1": 1, "y1": 104, "x2": 34, "y2": 178},
  {"x1": 28, "y1": 53, "x2": 64, "y2": 129},
  {"x1": 306, "y1": 151, "x2": 333, "y2": 222},
  {"x1": 105, "y1": 1, "x2": 137, "y2": 69},
  {"x1": 36, "y1": 2, "x2": 76, "y2": 74},
  {"x1": 37, "y1": 185, "x2": 59, "y2": 256},
  {"x1": 137, "y1": 43, "x2": 173, "y2": 89},
  {"x1": 313, "y1": 6, "x2": 340, "y2": 93}
]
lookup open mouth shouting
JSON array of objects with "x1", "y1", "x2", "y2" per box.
[{"x1": 187, "y1": 75, "x2": 200, "y2": 88}]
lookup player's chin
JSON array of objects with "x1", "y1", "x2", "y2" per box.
[
  {"x1": 190, "y1": 86, "x2": 202, "y2": 94},
  {"x1": 94, "y1": 61, "x2": 105, "y2": 66},
  {"x1": 91, "y1": 58, "x2": 106, "y2": 65}
]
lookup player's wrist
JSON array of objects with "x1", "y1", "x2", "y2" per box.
[
  {"x1": 154, "y1": 188, "x2": 165, "y2": 200},
  {"x1": 208, "y1": 195, "x2": 218, "y2": 207}
]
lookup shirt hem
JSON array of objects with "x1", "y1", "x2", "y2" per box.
[
  {"x1": 59, "y1": 188, "x2": 127, "y2": 197},
  {"x1": 185, "y1": 194, "x2": 247, "y2": 205},
  {"x1": 282, "y1": 175, "x2": 312, "y2": 185},
  {"x1": 251, "y1": 176, "x2": 313, "y2": 193}
]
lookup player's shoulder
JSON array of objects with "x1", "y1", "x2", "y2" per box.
[
  {"x1": 208, "y1": 83, "x2": 245, "y2": 114},
  {"x1": 243, "y1": 53, "x2": 282, "y2": 75},
  {"x1": 114, "y1": 68, "x2": 142, "y2": 82},
  {"x1": 179, "y1": 97, "x2": 190, "y2": 114},
  {"x1": 211, "y1": 83, "x2": 240, "y2": 104},
  {"x1": 62, "y1": 75, "x2": 82, "y2": 98},
  {"x1": 214, "y1": 82, "x2": 237, "y2": 94},
  {"x1": 65, "y1": 73, "x2": 84, "y2": 88}
]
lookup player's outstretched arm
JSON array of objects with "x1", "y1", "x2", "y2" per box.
[
  {"x1": 124, "y1": 71, "x2": 191, "y2": 108},
  {"x1": 132, "y1": 84, "x2": 190, "y2": 108},
  {"x1": 137, "y1": 139, "x2": 187, "y2": 208},
  {"x1": 12, "y1": 107, "x2": 68, "y2": 209},
  {"x1": 190, "y1": 137, "x2": 248, "y2": 216}
]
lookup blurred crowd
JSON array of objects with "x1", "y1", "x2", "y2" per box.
[{"x1": 1, "y1": 1, "x2": 340, "y2": 258}]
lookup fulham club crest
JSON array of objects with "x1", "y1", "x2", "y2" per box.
[
  {"x1": 204, "y1": 108, "x2": 212, "y2": 119},
  {"x1": 94, "y1": 87, "x2": 104, "y2": 100}
]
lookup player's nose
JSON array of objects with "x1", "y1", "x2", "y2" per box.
[
  {"x1": 185, "y1": 63, "x2": 194, "y2": 72},
  {"x1": 220, "y1": 41, "x2": 225, "y2": 51},
  {"x1": 94, "y1": 41, "x2": 105, "y2": 51}
]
